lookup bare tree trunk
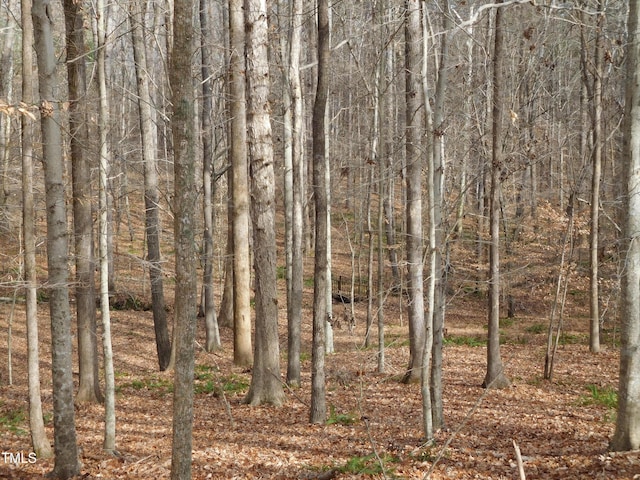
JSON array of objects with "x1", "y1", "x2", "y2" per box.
[
  {"x1": 589, "y1": 0, "x2": 604, "y2": 354},
  {"x1": 611, "y1": 0, "x2": 640, "y2": 451},
  {"x1": 169, "y1": 0, "x2": 198, "y2": 473},
  {"x1": 428, "y1": 0, "x2": 452, "y2": 432},
  {"x1": 217, "y1": 0, "x2": 234, "y2": 333},
  {"x1": 375, "y1": 1, "x2": 384, "y2": 373},
  {"x1": 130, "y1": 0, "x2": 172, "y2": 370},
  {"x1": 324, "y1": 47, "x2": 334, "y2": 354},
  {"x1": 21, "y1": 0, "x2": 52, "y2": 458},
  {"x1": 95, "y1": 0, "x2": 116, "y2": 452},
  {"x1": 421, "y1": 1, "x2": 436, "y2": 440},
  {"x1": 63, "y1": 0, "x2": 102, "y2": 404},
  {"x1": 483, "y1": 2, "x2": 510, "y2": 390},
  {"x1": 403, "y1": 0, "x2": 425, "y2": 385},
  {"x1": 310, "y1": 0, "x2": 330, "y2": 424},
  {"x1": 32, "y1": 0, "x2": 80, "y2": 474},
  {"x1": 218, "y1": 220, "x2": 234, "y2": 328},
  {"x1": 366, "y1": 164, "x2": 375, "y2": 348},
  {"x1": 199, "y1": 0, "x2": 221, "y2": 352},
  {"x1": 544, "y1": 195, "x2": 574, "y2": 381},
  {"x1": 475, "y1": 11, "x2": 493, "y2": 295},
  {"x1": 281, "y1": 0, "x2": 295, "y2": 385},
  {"x1": 243, "y1": 0, "x2": 285, "y2": 407},
  {"x1": 0, "y1": 4, "x2": 15, "y2": 207},
  {"x1": 456, "y1": 7, "x2": 474, "y2": 238},
  {"x1": 229, "y1": 0, "x2": 253, "y2": 367},
  {"x1": 284, "y1": 0, "x2": 305, "y2": 386},
  {"x1": 382, "y1": 13, "x2": 399, "y2": 289}
]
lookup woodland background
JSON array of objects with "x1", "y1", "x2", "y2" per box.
[{"x1": 1, "y1": 0, "x2": 640, "y2": 478}]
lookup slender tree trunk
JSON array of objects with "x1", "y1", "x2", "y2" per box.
[
  {"x1": 95, "y1": 0, "x2": 116, "y2": 452},
  {"x1": 285, "y1": 0, "x2": 304, "y2": 386},
  {"x1": 421, "y1": 1, "x2": 435, "y2": 440},
  {"x1": 589, "y1": 1, "x2": 604, "y2": 354},
  {"x1": 376, "y1": 47, "x2": 385, "y2": 362},
  {"x1": 63, "y1": 0, "x2": 102, "y2": 404},
  {"x1": 365, "y1": 15, "x2": 382, "y2": 350},
  {"x1": 21, "y1": 0, "x2": 52, "y2": 458},
  {"x1": 382, "y1": 16, "x2": 399, "y2": 288},
  {"x1": 483, "y1": 2, "x2": 510, "y2": 390},
  {"x1": 611, "y1": 0, "x2": 640, "y2": 451},
  {"x1": 403, "y1": 0, "x2": 425, "y2": 385},
  {"x1": 429, "y1": 0, "x2": 452, "y2": 432},
  {"x1": 475, "y1": 11, "x2": 493, "y2": 294},
  {"x1": 281, "y1": 0, "x2": 295, "y2": 387},
  {"x1": 324, "y1": 64, "x2": 334, "y2": 355},
  {"x1": 228, "y1": 0, "x2": 253, "y2": 367},
  {"x1": 216, "y1": 0, "x2": 233, "y2": 332},
  {"x1": 130, "y1": 1, "x2": 172, "y2": 370},
  {"x1": 218, "y1": 219, "x2": 234, "y2": 328},
  {"x1": 32, "y1": 0, "x2": 80, "y2": 475},
  {"x1": 0, "y1": 5, "x2": 15, "y2": 207},
  {"x1": 310, "y1": 0, "x2": 330, "y2": 424},
  {"x1": 456, "y1": 7, "x2": 474, "y2": 238},
  {"x1": 199, "y1": 0, "x2": 221, "y2": 352},
  {"x1": 169, "y1": 0, "x2": 198, "y2": 474}
]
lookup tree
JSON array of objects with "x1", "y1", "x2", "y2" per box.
[
  {"x1": 0, "y1": 0, "x2": 16, "y2": 207},
  {"x1": 611, "y1": 0, "x2": 640, "y2": 452},
  {"x1": 284, "y1": 0, "x2": 305, "y2": 388},
  {"x1": 228, "y1": 0, "x2": 253, "y2": 367},
  {"x1": 63, "y1": 0, "x2": 102, "y2": 404},
  {"x1": 96, "y1": 0, "x2": 116, "y2": 452},
  {"x1": 169, "y1": 0, "x2": 198, "y2": 474},
  {"x1": 428, "y1": 0, "x2": 453, "y2": 432},
  {"x1": 218, "y1": 220, "x2": 234, "y2": 328},
  {"x1": 243, "y1": 0, "x2": 286, "y2": 407},
  {"x1": 310, "y1": 0, "x2": 330, "y2": 424},
  {"x1": 21, "y1": 0, "x2": 52, "y2": 458},
  {"x1": 199, "y1": 0, "x2": 221, "y2": 352},
  {"x1": 32, "y1": 0, "x2": 80, "y2": 475},
  {"x1": 589, "y1": 0, "x2": 605, "y2": 354},
  {"x1": 130, "y1": 0, "x2": 172, "y2": 369},
  {"x1": 483, "y1": 1, "x2": 510, "y2": 390},
  {"x1": 403, "y1": 0, "x2": 426, "y2": 385}
]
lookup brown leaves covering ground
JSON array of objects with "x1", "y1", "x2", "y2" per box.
[
  {"x1": 0, "y1": 199, "x2": 639, "y2": 479},
  {"x1": 0, "y1": 295, "x2": 638, "y2": 480}
]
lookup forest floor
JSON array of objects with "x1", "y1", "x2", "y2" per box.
[
  {"x1": 0, "y1": 200, "x2": 639, "y2": 479},
  {"x1": 0, "y1": 286, "x2": 638, "y2": 479}
]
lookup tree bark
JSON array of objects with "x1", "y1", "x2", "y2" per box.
[
  {"x1": 377, "y1": 1, "x2": 393, "y2": 373},
  {"x1": 0, "y1": 2, "x2": 15, "y2": 207},
  {"x1": 403, "y1": 0, "x2": 425, "y2": 385},
  {"x1": 169, "y1": 0, "x2": 198, "y2": 474},
  {"x1": 32, "y1": 0, "x2": 80, "y2": 475},
  {"x1": 483, "y1": 2, "x2": 510, "y2": 390},
  {"x1": 130, "y1": 0, "x2": 172, "y2": 370},
  {"x1": 429, "y1": 0, "x2": 452, "y2": 432},
  {"x1": 96, "y1": 0, "x2": 116, "y2": 452},
  {"x1": 310, "y1": 0, "x2": 330, "y2": 424},
  {"x1": 63, "y1": 0, "x2": 102, "y2": 404},
  {"x1": 284, "y1": 0, "x2": 304, "y2": 387},
  {"x1": 21, "y1": 0, "x2": 52, "y2": 458},
  {"x1": 199, "y1": 0, "x2": 221, "y2": 352},
  {"x1": 421, "y1": 0, "x2": 435, "y2": 440},
  {"x1": 611, "y1": 0, "x2": 640, "y2": 452},
  {"x1": 589, "y1": 0, "x2": 604, "y2": 354},
  {"x1": 218, "y1": 218, "x2": 234, "y2": 329},
  {"x1": 228, "y1": 0, "x2": 253, "y2": 367},
  {"x1": 243, "y1": 0, "x2": 285, "y2": 407}
]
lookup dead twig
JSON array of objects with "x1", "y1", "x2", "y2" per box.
[{"x1": 513, "y1": 439, "x2": 526, "y2": 480}]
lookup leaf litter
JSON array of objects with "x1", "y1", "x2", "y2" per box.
[{"x1": 0, "y1": 300, "x2": 637, "y2": 479}]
